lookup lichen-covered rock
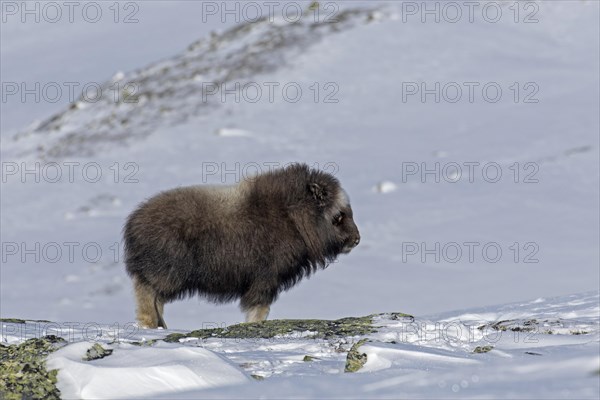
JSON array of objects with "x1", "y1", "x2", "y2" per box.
[
  {"x1": 83, "y1": 343, "x2": 113, "y2": 361},
  {"x1": 0, "y1": 318, "x2": 26, "y2": 324},
  {"x1": 164, "y1": 315, "x2": 377, "y2": 343},
  {"x1": 0, "y1": 312, "x2": 412, "y2": 394},
  {"x1": 477, "y1": 318, "x2": 559, "y2": 333},
  {"x1": 473, "y1": 345, "x2": 494, "y2": 353},
  {"x1": 344, "y1": 338, "x2": 369, "y2": 373},
  {"x1": 0, "y1": 335, "x2": 65, "y2": 400},
  {"x1": 383, "y1": 312, "x2": 414, "y2": 321}
]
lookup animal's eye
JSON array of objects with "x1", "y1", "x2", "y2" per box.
[{"x1": 333, "y1": 212, "x2": 344, "y2": 225}]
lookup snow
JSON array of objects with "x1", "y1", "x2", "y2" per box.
[
  {"x1": 1, "y1": 0, "x2": 599, "y2": 397},
  {"x1": 215, "y1": 128, "x2": 253, "y2": 137},
  {"x1": 47, "y1": 342, "x2": 249, "y2": 399},
  {"x1": 373, "y1": 181, "x2": 398, "y2": 194},
  {"x1": 5, "y1": 291, "x2": 598, "y2": 399},
  {"x1": 1, "y1": 0, "x2": 597, "y2": 328},
  {"x1": 0, "y1": 1, "x2": 242, "y2": 134}
]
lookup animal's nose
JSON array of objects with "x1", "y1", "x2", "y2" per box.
[{"x1": 353, "y1": 236, "x2": 360, "y2": 247}]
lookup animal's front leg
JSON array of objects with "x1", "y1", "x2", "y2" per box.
[
  {"x1": 244, "y1": 305, "x2": 271, "y2": 322},
  {"x1": 240, "y1": 280, "x2": 276, "y2": 322}
]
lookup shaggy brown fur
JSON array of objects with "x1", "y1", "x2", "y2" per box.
[{"x1": 123, "y1": 163, "x2": 360, "y2": 328}]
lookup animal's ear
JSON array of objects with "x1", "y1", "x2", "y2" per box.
[{"x1": 308, "y1": 183, "x2": 327, "y2": 206}]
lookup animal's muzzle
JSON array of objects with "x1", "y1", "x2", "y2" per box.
[{"x1": 342, "y1": 234, "x2": 360, "y2": 254}]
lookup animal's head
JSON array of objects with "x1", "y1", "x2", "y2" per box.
[
  {"x1": 308, "y1": 182, "x2": 360, "y2": 255},
  {"x1": 285, "y1": 164, "x2": 360, "y2": 263}
]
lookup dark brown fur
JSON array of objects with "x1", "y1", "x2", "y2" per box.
[{"x1": 123, "y1": 163, "x2": 360, "y2": 328}]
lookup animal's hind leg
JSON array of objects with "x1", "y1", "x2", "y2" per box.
[
  {"x1": 155, "y1": 296, "x2": 167, "y2": 329},
  {"x1": 133, "y1": 277, "x2": 160, "y2": 328}
]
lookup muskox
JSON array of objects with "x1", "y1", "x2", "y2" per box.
[{"x1": 123, "y1": 163, "x2": 360, "y2": 328}]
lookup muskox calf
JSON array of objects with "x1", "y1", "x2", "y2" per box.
[{"x1": 123, "y1": 163, "x2": 360, "y2": 328}]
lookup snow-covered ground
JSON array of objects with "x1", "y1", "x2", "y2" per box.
[
  {"x1": 3, "y1": 291, "x2": 599, "y2": 398},
  {"x1": 1, "y1": 0, "x2": 599, "y2": 398}
]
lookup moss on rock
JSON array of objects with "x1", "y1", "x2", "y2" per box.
[
  {"x1": 382, "y1": 312, "x2": 414, "y2": 321},
  {"x1": 344, "y1": 338, "x2": 369, "y2": 372},
  {"x1": 83, "y1": 343, "x2": 113, "y2": 361},
  {"x1": 0, "y1": 318, "x2": 26, "y2": 324},
  {"x1": 0, "y1": 318, "x2": 52, "y2": 324},
  {"x1": 473, "y1": 345, "x2": 494, "y2": 353},
  {"x1": 478, "y1": 318, "x2": 563, "y2": 333},
  {"x1": 0, "y1": 335, "x2": 65, "y2": 400},
  {"x1": 164, "y1": 315, "x2": 376, "y2": 343}
]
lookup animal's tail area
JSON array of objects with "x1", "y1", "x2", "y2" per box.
[{"x1": 154, "y1": 296, "x2": 168, "y2": 329}]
